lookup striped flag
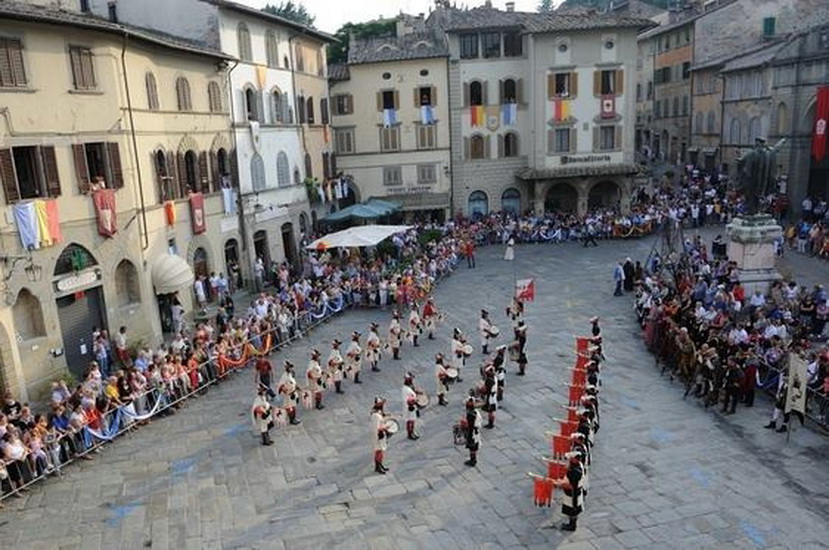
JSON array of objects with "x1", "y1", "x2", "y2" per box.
[
  {"x1": 553, "y1": 99, "x2": 570, "y2": 122},
  {"x1": 471, "y1": 105, "x2": 485, "y2": 127},
  {"x1": 502, "y1": 102, "x2": 517, "y2": 126}
]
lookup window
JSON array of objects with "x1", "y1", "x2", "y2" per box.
[
  {"x1": 271, "y1": 88, "x2": 283, "y2": 123},
  {"x1": 250, "y1": 153, "x2": 266, "y2": 191},
  {"x1": 730, "y1": 118, "x2": 741, "y2": 143},
  {"x1": 549, "y1": 128, "x2": 572, "y2": 153},
  {"x1": 503, "y1": 132, "x2": 519, "y2": 157},
  {"x1": 306, "y1": 96, "x2": 314, "y2": 124},
  {"x1": 321, "y1": 97, "x2": 329, "y2": 124},
  {"x1": 600, "y1": 70, "x2": 616, "y2": 95},
  {"x1": 379, "y1": 126, "x2": 400, "y2": 151},
  {"x1": 245, "y1": 87, "x2": 259, "y2": 121},
  {"x1": 69, "y1": 46, "x2": 96, "y2": 90},
  {"x1": 296, "y1": 94, "x2": 305, "y2": 123},
  {"x1": 382, "y1": 90, "x2": 395, "y2": 110},
  {"x1": 115, "y1": 260, "x2": 141, "y2": 307},
  {"x1": 655, "y1": 101, "x2": 661, "y2": 119},
  {"x1": 695, "y1": 111, "x2": 703, "y2": 133},
  {"x1": 145, "y1": 72, "x2": 159, "y2": 110},
  {"x1": 682, "y1": 62, "x2": 691, "y2": 80},
  {"x1": 777, "y1": 102, "x2": 787, "y2": 135},
  {"x1": 647, "y1": 81, "x2": 653, "y2": 99},
  {"x1": 418, "y1": 86, "x2": 432, "y2": 106},
  {"x1": 0, "y1": 38, "x2": 27, "y2": 87},
  {"x1": 502, "y1": 79, "x2": 517, "y2": 103},
  {"x1": 322, "y1": 151, "x2": 330, "y2": 179},
  {"x1": 334, "y1": 94, "x2": 353, "y2": 115},
  {"x1": 417, "y1": 124, "x2": 436, "y2": 149},
  {"x1": 481, "y1": 32, "x2": 500, "y2": 59},
  {"x1": 469, "y1": 81, "x2": 483, "y2": 106},
  {"x1": 208, "y1": 81, "x2": 222, "y2": 112},
  {"x1": 503, "y1": 32, "x2": 522, "y2": 57},
  {"x1": 672, "y1": 97, "x2": 679, "y2": 117},
  {"x1": 417, "y1": 164, "x2": 436, "y2": 184},
  {"x1": 74, "y1": 142, "x2": 124, "y2": 191},
  {"x1": 469, "y1": 135, "x2": 486, "y2": 159},
  {"x1": 748, "y1": 116, "x2": 761, "y2": 142},
  {"x1": 13, "y1": 289, "x2": 45, "y2": 340},
  {"x1": 277, "y1": 151, "x2": 290, "y2": 186},
  {"x1": 636, "y1": 83, "x2": 641, "y2": 101},
  {"x1": 599, "y1": 126, "x2": 616, "y2": 150},
  {"x1": 265, "y1": 30, "x2": 279, "y2": 68},
  {"x1": 682, "y1": 95, "x2": 689, "y2": 116},
  {"x1": 183, "y1": 150, "x2": 198, "y2": 193},
  {"x1": 460, "y1": 34, "x2": 478, "y2": 59},
  {"x1": 501, "y1": 188, "x2": 520, "y2": 214},
  {"x1": 295, "y1": 44, "x2": 304, "y2": 72},
  {"x1": 154, "y1": 150, "x2": 173, "y2": 201},
  {"x1": 0, "y1": 146, "x2": 61, "y2": 203},
  {"x1": 467, "y1": 190, "x2": 488, "y2": 216},
  {"x1": 176, "y1": 77, "x2": 192, "y2": 111},
  {"x1": 237, "y1": 23, "x2": 252, "y2": 62},
  {"x1": 334, "y1": 128, "x2": 355, "y2": 154},
  {"x1": 383, "y1": 166, "x2": 402, "y2": 186},
  {"x1": 707, "y1": 111, "x2": 716, "y2": 134},
  {"x1": 551, "y1": 72, "x2": 573, "y2": 98}
]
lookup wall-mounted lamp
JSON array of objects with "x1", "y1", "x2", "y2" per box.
[{"x1": 2, "y1": 253, "x2": 43, "y2": 284}]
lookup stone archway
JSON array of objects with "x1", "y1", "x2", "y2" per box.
[
  {"x1": 0, "y1": 321, "x2": 18, "y2": 397},
  {"x1": 588, "y1": 180, "x2": 622, "y2": 210},
  {"x1": 544, "y1": 183, "x2": 578, "y2": 213}
]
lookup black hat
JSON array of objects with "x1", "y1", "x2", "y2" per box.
[
  {"x1": 481, "y1": 309, "x2": 489, "y2": 316},
  {"x1": 332, "y1": 339, "x2": 342, "y2": 347},
  {"x1": 284, "y1": 360, "x2": 294, "y2": 370},
  {"x1": 404, "y1": 372, "x2": 414, "y2": 381},
  {"x1": 373, "y1": 396, "x2": 386, "y2": 409},
  {"x1": 351, "y1": 331, "x2": 361, "y2": 340}
]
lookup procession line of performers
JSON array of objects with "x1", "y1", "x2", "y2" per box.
[{"x1": 531, "y1": 317, "x2": 603, "y2": 533}]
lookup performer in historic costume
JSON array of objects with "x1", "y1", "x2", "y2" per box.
[
  {"x1": 514, "y1": 321, "x2": 528, "y2": 376},
  {"x1": 402, "y1": 372, "x2": 420, "y2": 440},
  {"x1": 328, "y1": 339, "x2": 345, "y2": 394},
  {"x1": 479, "y1": 309, "x2": 493, "y2": 355},
  {"x1": 277, "y1": 361, "x2": 301, "y2": 425},
  {"x1": 346, "y1": 331, "x2": 363, "y2": 384},
  {"x1": 306, "y1": 349, "x2": 325, "y2": 410},
  {"x1": 590, "y1": 316, "x2": 602, "y2": 338},
  {"x1": 370, "y1": 396, "x2": 392, "y2": 474},
  {"x1": 464, "y1": 395, "x2": 482, "y2": 467},
  {"x1": 506, "y1": 297, "x2": 524, "y2": 329},
  {"x1": 558, "y1": 453, "x2": 585, "y2": 531},
  {"x1": 422, "y1": 297, "x2": 438, "y2": 340},
  {"x1": 482, "y1": 364, "x2": 498, "y2": 429},
  {"x1": 389, "y1": 311, "x2": 402, "y2": 361},
  {"x1": 408, "y1": 303, "x2": 422, "y2": 347},
  {"x1": 251, "y1": 387, "x2": 274, "y2": 446},
  {"x1": 366, "y1": 322, "x2": 382, "y2": 372},
  {"x1": 493, "y1": 345, "x2": 507, "y2": 402},
  {"x1": 254, "y1": 356, "x2": 276, "y2": 399},
  {"x1": 451, "y1": 328, "x2": 467, "y2": 382},
  {"x1": 435, "y1": 353, "x2": 450, "y2": 406}
]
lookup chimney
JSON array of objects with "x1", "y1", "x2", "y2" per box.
[
  {"x1": 107, "y1": 1, "x2": 118, "y2": 23},
  {"x1": 506, "y1": 1, "x2": 515, "y2": 11}
]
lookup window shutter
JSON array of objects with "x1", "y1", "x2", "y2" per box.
[
  {"x1": 546, "y1": 129, "x2": 554, "y2": 154},
  {"x1": 481, "y1": 80, "x2": 488, "y2": 105},
  {"x1": 346, "y1": 94, "x2": 354, "y2": 115},
  {"x1": 210, "y1": 150, "x2": 220, "y2": 192},
  {"x1": 570, "y1": 128, "x2": 578, "y2": 153},
  {"x1": 414, "y1": 87, "x2": 419, "y2": 108},
  {"x1": 9, "y1": 40, "x2": 26, "y2": 86},
  {"x1": 615, "y1": 70, "x2": 624, "y2": 95},
  {"x1": 107, "y1": 142, "x2": 123, "y2": 189},
  {"x1": 593, "y1": 127, "x2": 600, "y2": 150},
  {"x1": 463, "y1": 82, "x2": 470, "y2": 107},
  {"x1": 376, "y1": 91, "x2": 382, "y2": 112},
  {"x1": 497, "y1": 134, "x2": 504, "y2": 158},
  {"x1": 153, "y1": 152, "x2": 164, "y2": 202},
  {"x1": 547, "y1": 74, "x2": 555, "y2": 100},
  {"x1": 431, "y1": 86, "x2": 437, "y2": 107},
  {"x1": 256, "y1": 91, "x2": 265, "y2": 123},
  {"x1": 166, "y1": 151, "x2": 179, "y2": 199},
  {"x1": 229, "y1": 148, "x2": 238, "y2": 190},
  {"x1": 393, "y1": 90, "x2": 400, "y2": 111},
  {"x1": 484, "y1": 135, "x2": 491, "y2": 158},
  {"x1": 177, "y1": 152, "x2": 187, "y2": 196},
  {"x1": 0, "y1": 148, "x2": 19, "y2": 203},
  {"x1": 499, "y1": 79, "x2": 505, "y2": 104},
  {"x1": 40, "y1": 146, "x2": 61, "y2": 197},
  {"x1": 198, "y1": 151, "x2": 209, "y2": 193},
  {"x1": 463, "y1": 137, "x2": 470, "y2": 160},
  {"x1": 73, "y1": 143, "x2": 90, "y2": 193},
  {"x1": 593, "y1": 71, "x2": 601, "y2": 96},
  {"x1": 516, "y1": 78, "x2": 523, "y2": 104},
  {"x1": 570, "y1": 72, "x2": 578, "y2": 98},
  {"x1": 615, "y1": 126, "x2": 622, "y2": 150}
]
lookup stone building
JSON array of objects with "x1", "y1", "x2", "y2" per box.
[
  {"x1": 0, "y1": 1, "x2": 233, "y2": 399},
  {"x1": 431, "y1": 3, "x2": 651, "y2": 216},
  {"x1": 328, "y1": 16, "x2": 451, "y2": 220}
]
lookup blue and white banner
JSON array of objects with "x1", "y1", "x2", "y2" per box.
[{"x1": 383, "y1": 108, "x2": 397, "y2": 127}]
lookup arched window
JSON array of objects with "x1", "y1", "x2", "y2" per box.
[
  {"x1": 296, "y1": 94, "x2": 306, "y2": 123},
  {"x1": 12, "y1": 289, "x2": 45, "y2": 340},
  {"x1": 777, "y1": 102, "x2": 788, "y2": 135},
  {"x1": 695, "y1": 112, "x2": 703, "y2": 133},
  {"x1": 283, "y1": 55, "x2": 290, "y2": 69},
  {"x1": 304, "y1": 153, "x2": 313, "y2": 179},
  {"x1": 295, "y1": 43, "x2": 304, "y2": 72},
  {"x1": 184, "y1": 150, "x2": 197, "y2": 192},
  {"x1": 276, "y1": 151, "x2": 290, "y2": 187},
  {"x1": 176, "y1": 77, "x2": 192, "y2": 111},
  {"x1": 193, "y1": 247, "x2": 209, "y2": 279},
  {"x1": 271, "y1": 87, "x2": 284, "y2": 123},
  {"x1": 730, "y1": 118, "x2": 741, "y2": 144},
  {"x1": 502, "y1": 78, "x2": 516, "y2": 103},
  {"x1": 216, "y1": 148, "x2": 229, "y2": 178},
  {"x1": 469, "y1": 134, "x2": 485, "y2": 159},
  {"x1": 306, "y1": 96, "x2": 315, "y2": 124},
  {"x1": 467, "y1": 190, "x2": 489, "y2": 217},
  {"x1": 54, "y1": 243, "x2": 98, "y2": 276},
  {"x1": 237, "y1": 23, "x2": 252, "y2": 61},
  {"x1": 501, "y1": 188, "x2": 520, "y2": 214},
  {"x1": 706, "y1": 111, "x2": 716, "y2": 134},
  {"x1": 245, "y1": 87, "x2": 257, "y2": 121},
  {"x1": 503, "y1": 132, "x2": 519, "y2": 157},
  {"x1": 293, "y1": 168, "x2": 301, "y2": 186},
  {"x1": 322, "y1": 152, "x2": 330, "y2": 179},
  {"x1": 299, "y1": 212, "x2": 308, "y2": 237},
  {"x1": 115, "y1": 259, "x2": 141, "y2": 307},
  {"x1": 251, "y1": 153, "x2": 266, "y2": 192},
  {"x1": 145, "y1": 72, "x2": 159, "y2": 110},
  {"x1": 207, "y1": 81, "x2": 222, "y2": 112},
  {"x1": 748, "y1": 116, "x2": 761, "y2": 142},
  {"x1": 265, "y1": 30, "x2": 279, "y2": 68},
  {"x1": 469, "y1": 81, "x2": 483, "y2": 106},
  {"x1": 155, "y1": 150, "x2": 172, "y2": 202}
]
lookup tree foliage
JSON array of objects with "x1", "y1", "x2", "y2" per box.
[
  {"x1": 537, "y1": 0, "x2": 555, "y2": 12},
  {"x1": 263, "y1": 1, "x2": 315, "y2": 28},
  {"x1": 327, "y1": 19, "x2": 398, "y2": 65}
]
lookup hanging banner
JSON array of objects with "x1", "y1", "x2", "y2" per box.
[
  {"x1": 189, "y1": 192, "x2": 206, "y2": 235},
  {"x1": 784, "y1": 354, "x2": 808, "y2": 415},
  {"x1": 515, "y1": 278, "x2": 535, "y2": 302},
  {"x1": 601, "y1": 94, "x2": 616, "y2": 119},
  {"x1": 553, "y1": 99, "x2": 570, "y2": 122},
  {"x1": 164, "y1": 200, "x2": 176, "y2": 226},
  {"x1": 92, "y1": 189, "x2": 117, "y2": 237},
  {"x1": 812, "y1": 86, "x2": 829, "y2": 161}
]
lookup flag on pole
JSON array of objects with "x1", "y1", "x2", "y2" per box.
[
  {"x1": 785, "y1": 354, "x2": 808, "y2": 415},
  {"x1": 532, "y1": 476, "x2": 554, "y2": 507},
  {"x1": 515, "y1": 278, "x2": 535, "y2": 302}
]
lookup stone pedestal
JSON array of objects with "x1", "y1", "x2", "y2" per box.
[{"x1": 726, "y1": 214, "x2": 782, "y2": 295}]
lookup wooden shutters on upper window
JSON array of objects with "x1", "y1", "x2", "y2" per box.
[
  {"x1": 0, "y1": 146, "x2": 61, "y2": 203},
  {"x1": 0, "y1": 38, "x2": 27, "y2": 88},
  {"x1": 69, "y1": 46, "x2": 96, "y2": 90}
]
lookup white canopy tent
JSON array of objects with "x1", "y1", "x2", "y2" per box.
[{"x1": 306, "y1": 225, "x2": 413, "y2": 251}]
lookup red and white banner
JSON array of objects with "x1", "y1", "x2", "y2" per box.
[
  {"x1": 92, "y1": 189, "x2": 116, "y2": 237},
  {"x1": 189, "y1": 192, "x2": 206, "y2": 235},
  {"x1": 515, "y1": 278, "x2": 535, "y2": 302},
  {"x1": 601, "y1": 94, "x2": 616, "y2": 119},
  {"x1": 812, "y1": 86, "x2": 829, "y2": 162}
]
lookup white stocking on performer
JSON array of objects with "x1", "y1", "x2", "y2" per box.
[
  {"x1": 423, "y1": 298, "x2": 438, "y2": 340},
  {"x1": 435, "y1": 353, "x2": 449, "y2": 406},
  {"x1": 389, "y1": 311, "x2": 402, "y2": 361},
  {"x1": 370, "y1": 396, "x2": 392, "y2": 474},
  {"x1": 451, "y1": 328, "x2": 467, "y2": 383},
  {"x1": 479, "y1": 309, "x2": 493, "y2": 354},
  {"x1": 327, "y1": 339, "x2": 345, "y2": 394},
  {"x1": 366, "y1": 322, "x2": 382, "y2": 372},
  {"x1": 402, "y1": 372, "x2": 420, "y2": 440},
  {"x1": 277, "y1": 361, "x2": 301, "y2": 425},
  {"x1": 306, "y1": 349, "x2": 325, "y2": 410},
  {"x1": 251, "y1": 387, "x2": 274, "y2": 446},
  {"x1": 514, "y1": 321, "x2": 528, "y2": 376},
  {"x1": 346, "y1": 331, "x2": 363, "y2": 384}
]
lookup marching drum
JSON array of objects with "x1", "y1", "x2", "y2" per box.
[
  {"x1": 488, "y1": 326, "x2": 500, "y2": 338},
  {"x1": 508, "y1": 342, "x2": 520, "y2": 362},
  {"x1": 415, "y1": 391, "x2": 430, "y2": 408},
  {"x1": 444, "y1": 367, "x2": 459, "y2": 383},
  {"x1": 383, "y1": 418, "x2": 400, "y2": 436},
  {"x1": 462, "y1": 344, "x2": 474, "y2": 357}
]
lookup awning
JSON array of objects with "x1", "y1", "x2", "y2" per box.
[
  {"x1": 322, "y1": 198, "x2": 401, "y2": 223},
  {"x1": 371, "y1": 192, "x2": 450, "y2": 211},
  {"x1": 518, "y1": 163, "x2": 640, "y2": 180},
  {"x1": 307, "y1": 225, "x2": 412, "y2": 250},
  {"x1": 151, "y1": 254, "x2": 195, "y2": 295}
]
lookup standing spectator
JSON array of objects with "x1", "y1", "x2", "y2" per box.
[
  {"x1": 171, "y1": 296, "x2": 185, "y2": 334},
  {"x1": 194, "y1": 276, "x2": 207, "y2": 313},
  {"x1": 464, "y1": 240, "x2": 476, "y2": 269},
  {"x1": 209, "y1": 272, "x2": 219, "y2": 302},
  {"x1": 114, "y1": 326, "x2": 131, "y2": 368},
  {"x1": 613, "y1": 260, "x2": 625, "y2": 297},
  {"x1": 93, "y1": 335, "x2": 110, "y2": 377},
  {"x1": 802, "y1": 195, "x2": 813, "y2": 222},
  {"x1": 254, "y1": 257, "x2": 265, "y2": 291},
  {"x1": 622, "y1": 258, "x2": 635, "y2": 292}
]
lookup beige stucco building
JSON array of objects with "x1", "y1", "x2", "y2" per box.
[{"x1": 0, "y1": 2, "x2": 232, "y2": 400}]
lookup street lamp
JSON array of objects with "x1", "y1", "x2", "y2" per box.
[{"x1": 2, "y1": 253, "x2": 43, "y2": 284}]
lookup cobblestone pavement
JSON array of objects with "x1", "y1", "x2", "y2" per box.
[{"x1": 2, "y1": 235, "x2": 828, "y2": 550}]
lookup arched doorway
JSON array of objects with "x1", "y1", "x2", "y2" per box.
[
  {"x1": 224, "y1": 238, "x2": 240, "y2": 292},
  {"x1": 501, "y1": 188, "x2": 521, "y2": 214},
  {"x1": 299, "y1": 212, "x2": 309, "y2": 245},
  {"x1": 193, "y1": 247, "x2": 209, "y2": 278},
  {"x1": 254, "y1": 230, "x2": 270, "y2": 267},
  {"x1": 544, "y1": 183, "x2": 578, "y2": 213},
  {"x1": 0, "y1": 323, "x2": 15, "y2": 397},
  {"x1": 467, "y1": 190, "x2": 488, "y2": 217},
  {"x1": 588, "y1": 180, "x2": 621, "y2": 210},
  {"x1": 281, "y1": 222, "x2": 298, "y2": 268}
]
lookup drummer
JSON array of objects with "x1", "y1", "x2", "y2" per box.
[
  {"x1": 366, "y1": 322, "x2": 382, "y2": 372},
  {"x1": 463, "y1": 394, "x2": 482, "y2": 467},
  {"x1": 402, "y1": 372, "x2": 420, "y2": 441},
  {"x1": 389, "y1": 311, "x2": 402, "y2": 361},
  {"x1": 435, "y1": 353, "x2": 450, "y2": 406},
  {"x1": 451, "y1": 328, "x2": 467, "y2": 383},
  {"x1": 515, "y1": 321, "x2": 528, "y2": 376},
  {"x1": 277, "y1": 361, "x2": 301, "y2": 425},
  {"x1": 370, "y1": 396, "x2": 392, "y2": 474},
  {"x1": 327, "y1": 339, "x2": 345, "y2": 394},
  {"x1": 479, "y1": 310, "x2": 493, "y2": 355},
  {"x1": 408, "y1": 303, "x2": 422, "y2": 348},
  {"x1": 422, "y1": 297, "x2": 438, "y2": 340},
  {"x1": 493, "y1": 345, "x2": 507, "y2": 402},
  {"x1": 482, "y1": 364, "x2": 497, "y2": 429},
  {"x1": 506, "y1": 296, "x2": 524, "y2": 329},
  {"x1": 251, "y1": 386, "x2": 274, "y2": 446},
  {"x1": 306, "y1": 349, "x2": 325, "y2": 410},
  {"x1": 346, "y1": 331, "x2": 363, "y2": 384}
]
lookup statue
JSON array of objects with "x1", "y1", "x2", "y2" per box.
[{"x1": 735, "y1": 136, "x2": 786, "y2": 216}]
